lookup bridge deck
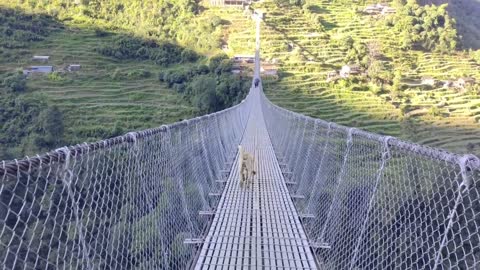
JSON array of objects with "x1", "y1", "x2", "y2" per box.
[{"x1": 194, "y1": 94, "x2": 317, "y2": 269}]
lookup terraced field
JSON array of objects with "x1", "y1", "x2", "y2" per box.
[
  {"x1": 1, "y1": 3, "x2": 257, "y2": 148},
  {"x1": 3, "y1": 0, "x2": 478, "y2": 155},
  {"x1": 241, "y1": 0, "x2": 480, "y2": 155},
  {"x1": 3, "y1": 27, "x2": 197, "y2": 144}
]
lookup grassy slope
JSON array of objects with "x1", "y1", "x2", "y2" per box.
[
  {"x1": 1, "y1": 26, "x2": 198, "y2": 144},
  {"x1": 0, "y1": 2, "x2": 257, "y2": 147},
  {"x1": 2, "y1": 1, "x2": 478, "y2": 155},
  {"x1": 248, "y1": 0, "x2": 480, "y2": 155}
]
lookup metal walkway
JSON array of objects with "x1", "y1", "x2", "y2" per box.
[{"x1": 194, "y1": 90, "x2": 317, "y2": 269}]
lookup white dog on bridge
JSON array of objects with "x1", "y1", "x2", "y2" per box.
[{"x1": 238, "y1": 145, "x2": 256, "y2": 188}]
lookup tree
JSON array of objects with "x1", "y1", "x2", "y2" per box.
[
  {"x1": 472, "y1": 50, "x2": 480, "y2": 64},
  {"x1": 180, "y1": 49, "x2": 198, "y2": 63},
  {"x1": 215, "y1": 59, "x2": 233, "y2": 75},
  {"x1": 3, "y1": 72, "x2": 26, "y2": 92},
  {"x1": 195, "y1": 87, "x2": 221, "y2": 113},
  {"x1": 389, "y1": 2, "x2": 457, "y2": 52},
  {"x1": 290, "y1": 0, "x2": 305, "y2": 7},
  {"x1": 35, "y1": 106, "x2": 64, "y2": 148},
  {"x1": 340, "y1": 35, "x2": 354, "y2": 51},
  {"x1": 392, "y1": 70, "x2": 402, "y2": 93},
  {"x1": 367, "y1": 60, "x2": 385, "y2": 82},
  {"x1": 208, "y1": 53, "x2": 228, "y2": 72},
  {"x1": 188, "y1": 75, "x2": 219, "y2": 112},
  {"x1": 345, "y1": 41, "x2": 369, "y2": 67}
]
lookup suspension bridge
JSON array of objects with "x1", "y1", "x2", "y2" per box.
[{"x1": 1, "y1": 17, "x2": 480, "y2": 270}]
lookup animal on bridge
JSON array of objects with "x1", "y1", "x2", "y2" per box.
[
  {"x1": 254, "y1": 78, "x2": 260, "y2": 88},
  {"x1": 238, "y1": 145, "x2": 256, "y2": 188}
]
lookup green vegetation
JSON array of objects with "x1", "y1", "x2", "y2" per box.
[
  {"x1": 0, "y1": 7, "x2": 62, "y2": 50},
  {"x1": 0, "y1": 3, "x2": 250, "y2": 269},
  {"x1": 0, "y1": 72, "x2": 65, "y2": 159},
  {"x1": 159, "y1": 54, "x2": 249, "y2": 113},
  {"x1": 420, "y1": 0, "x2": 480, "y2": 50},
  {"x1": 0, "y1": 9, "x2": 66, "y2": 159},
  {"x1": 0, "y1": 0, "x2": 250, "y2": 159},
  {"x1": 6, "y1": 0, "x2": 223, "y2": 53},
  {"x1": 341, "y1": 37, "x2": 369, "y2": 67},
  {"x1": 387, "y1": 0, "x2": 457, "y2": 52},
  {"x1": 248, "y1": 0, "x2": 480, "y2": 155},
  {"x1": 95, "y1": 36, "x2": 198, "y2": 66},
  {"x1": 472, "y1": 49, "x2": 480, "y2": 64}
]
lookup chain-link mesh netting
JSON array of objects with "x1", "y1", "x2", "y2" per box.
[
  {"x1": 260, "y1": 91, "x2": 480, "y2": 269},
  {"x1": 0, "y1": 94, "x2": 252, "y2": 270},
  {"x1": 2, "y1": 61, "x2": 480, "y2": 270}
]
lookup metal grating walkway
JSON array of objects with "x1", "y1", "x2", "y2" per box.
[{"x1": 194, "y1": 91, "x2": 317, "y2": 269}]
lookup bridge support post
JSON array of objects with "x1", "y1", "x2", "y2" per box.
[
  {"x1": 290, "y1": 118, "x2": 309, "y2": 190},
  {"x1": 303, "y1": 123, "x2": 332, "y2": 218},
  {"x1": 348, "y1": 136, "x2": 391, "y2": 269},
  {"x1": 295, "y1": 120, "x2": 319, "y2": 197},
  {"x1": 432, "y1": 155, "x2": 479, "y2": 270},
  {"x1": 56, "y1": 147, "x2": 93, "y2": 270},
  {"x1": 315, "y1": 128, "x2": 355, "y2": 246}
]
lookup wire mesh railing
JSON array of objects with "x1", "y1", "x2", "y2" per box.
[
  {"x1": 260, "y1": 90, "x2": 480, "y2": 269},
  {"x1": 0, "y1": 93, "x2": 253, "y2": 270},
  {"x1": 2, "y1": 78, "x2": 479, "y2": 269}
]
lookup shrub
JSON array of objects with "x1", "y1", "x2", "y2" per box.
[
  {"x1": 210, "y1": 16, "x2": 223, "y2": 27},
  {"x1": 94, "y1": 28, "x2": 109, "y2": 37},
  {"x1": 180, "y1": 49, "x2": 198, "y2": 63},
  {"x1": 209, "y1": 53, "x2": 228, "y2": 72},
  {"x1": 96, "y1": 36, "x2": 189, "y2": 66},
  {"x1": 3, "y1": 72, "x2": 26, "y2": 92},
  {"x1": 387, "y1": 3, "x2": 457, "y2": 52},
  {"x1": 48, "y1": 72, "x2": 64, "y2": 81},
  {"x1": 111, "y1": 68, "x2": 121, "y2": 80}
]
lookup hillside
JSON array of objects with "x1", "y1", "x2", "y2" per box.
[
  {"x1": 241, "y1": 0, "x2": 480, "y2": 156},
  {"x1": 1, "y1": 0, "x2": 479, "y2": 159},
  {"x1": 419, "y1": 0, "x2": 480, "y2": 49},
  {"x1": 0, "y1": 1, "x2": 249, "y2": 159}
]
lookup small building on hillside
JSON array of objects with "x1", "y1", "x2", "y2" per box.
[
  {"x1": 32, "y1": 56, "x2": 50, "y2": 62},
  {"x1": 233, "y1": 54, "x2": 255, "y2": 63},
  {"x1": 442, "y1": 80, "x2": 453, "y2": 89},
  {"x1": 326, "y1": 70, "x2": 338, "y2": 82},
  {"x1": 456, "y1": 77, "x2": 476, "y2": 89},
  {"x1": 231, "y1": 68, "x2": 242, "y2": 75},
  {"x1": 23, "y1": 66, "x2": 53, "y2": 75},
  {"x1": 67, "y1": 64, "x2": 81, "y2": 72},
  {"x1": 363, "y1": 6, "x2": 382, "y2": 14},
  {"x1": 421, "y1": 77, "x2": 436, "y2": 86},
  {"x1": 231, "y1": 65, "x2": 253, "y2": 76},
  {"x1": 363, "y1": 3, "x2": 395, "y2": 15},
  {"x1": 340, "y1": 65, "x2": 361, "y2": 78},
  {"x1": 306, "y1": 32, "x2": 321, "y2": 38},
  {"x1": 381, "y1": 7, "x2": 396, "y2": 15},
  {"x1": 210, "y1": 0, "x2": 245, "y2": 6},
  {"x1": 261, "y1": 64, "x2": 278, "y2": 78}
]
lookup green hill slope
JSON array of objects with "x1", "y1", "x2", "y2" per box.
[
  {"x1": 0, "y1": 1, "x2": 249, "y2": 159},
  {"x1": 246, "y1": 0, "x2": 480, "y2": 155}
]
